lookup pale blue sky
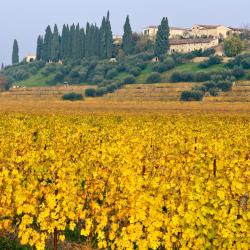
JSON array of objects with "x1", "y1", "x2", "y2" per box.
[{"x1": 1, "y1": 0, "x2": 249, "y2": 65}]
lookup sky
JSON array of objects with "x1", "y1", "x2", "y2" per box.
[{"x1": 0, "y1": 0, "x2": 250, "y2": 65}]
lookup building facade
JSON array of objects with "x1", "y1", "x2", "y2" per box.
[
  {"x1": 191, "y1": 25, "x2": 232, "y2": 39},
  {"x1": 143, "y1": 24, "x2": 245, "y2": 41},
  {"x1": 169, "y1": 38, "x2": 219, "y2": 54},
  {"x1": 142, "y1": 26, "x2": 191, "y2": 39},
  {"x1": 25, "y1": 55, "x2": 36, "y2": 63}
]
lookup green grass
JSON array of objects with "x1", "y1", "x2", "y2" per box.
[
  {"x1": 136, "y1": 64, "x2": 154, "y2": 83},
  {"x1": 17, "y1": 70, "x2": 56, "y2": 87},
  {"x1": 15, "y1": 62, "x2": 226, "y2": 87},
  {"x1": 162, "y1": 62, "x2": 225, "y2": 81}
]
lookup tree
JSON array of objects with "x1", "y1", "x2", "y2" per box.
[
  {"x1": 69, "y1": 24, "x2": 76, "y2": 58},
  {"x1": 122, "y1": 15, "x2": 135, "y2": 55},
  {"x1": 60, "y1": 25, "x2": 68, "y2": 59},
  {"x1": 42, "y1": 25, "x2": 53, "y2": 62},
  {"x1": 224, "y1": 36, "x2": 244, "y2": 57},
  {"x1": 105, "y1": 11, "x2": 113, "y2": 58},
  {"x1": 12, "y1": 39, "x2": 19, "y2": 65},
  {"x1": 51, "y1": 25, "x2": 60, "y2": 62},
  {"x1": 36, "y1": 35, "x2": 43, "y2": 60},
  {"x1": 154, "y1": 17, "x2": 170, "y2": 59},
  {"x1": 72, "y1": 23, "x2": 80, "y2": 59},
  {"x1": 1, "y1": 63, "x2": 4, "y2": 71},
  {"x1": 99, "y1": 11, "x2": 113, "y2": 59},
  {"x1": 79, "y1": 28, "x2": 85, "y2": 58}
]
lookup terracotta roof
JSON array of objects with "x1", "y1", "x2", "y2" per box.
[
  {"x1": 170, "y1": 27, "x2": 190, "y2": 31},
  {"x1": 169, "y1": 38, "x2": 215, "y2": 45},
  {"x1": 144, "y1": 25, "x2": 158, "y2": 29},
  {"x1": 195, "y1": 24, "x2": 221, "y2": 30}
]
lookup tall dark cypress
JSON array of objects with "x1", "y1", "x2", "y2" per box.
[
  {"x1": 122, "y1": 15, "x2": 135, "y2": 55},
  {"x1": 12, "y1": 39, "x2": 19, "y2": 65},
  {"x1": 42, "y1": 25, "x2": 53, "y2": 62},
  {"x1": 105, "y1": 11, "x2": 113, "y2": 58},
  {"x1": 99, "y1": 17, "x2": 107, "y2": 59},
  {"x1": 1, "y1": 63, "x2": 4, "y2": 71},
  {"x1": 69, "y1": 24, "x2": 76, "y2": 58},
  {"x1": 154, "y1": 17, "x2": 170, "y2": 59},
  {"x1": 36, "y1": 35, "x2": 43, "y2": 60},
  {"x1": 51, "y1": 25, "x2": 60, "y2": 62},
  {"x1": 99, "y1": 12, "x2": 113, "y2": 59},
  {"x1": 65, "y1": 25, "x2": 70, "y2": 58},
  {"x1": 60, "y1": 24, "x2": 67, "y2": 59},
  {"x1": 72, "y1": 24, "x2": 80, "y2": 59},
  {"x1": 94, "y1": 25, "x2": 100, "y2": 57},
  {"x1": 85, "y1": 23, "x2": 91, "y2": 57},
  {"x1": 79, "y1": 28, "x2": 85, "y2": 58}
]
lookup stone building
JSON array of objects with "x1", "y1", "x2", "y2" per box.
[
  {"x1": 143, "y1": 26, "x2": 191, "y2": 39},
  {"x1": 25, "y1": 54, "x2": 36, "y2": 63},
  {"x1": 142, "y1": 26, "x2": 158, "y2": 38},
  {"x1": 113, "y1": 35, "x2": 123, "y2": 45},
  {"x1": 169, "y1": 38, "x2": 219, "y2": 54},
  {"x1": 191, "y1": 25, "x2": 232, "y2": 39}
]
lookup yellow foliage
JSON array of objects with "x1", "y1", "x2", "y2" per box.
[{"x1": 0, "y1": 114, "x2": 249, "y2": 249}]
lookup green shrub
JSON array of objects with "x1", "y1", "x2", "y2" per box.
[
  {"x1": 180, "y1": 91, "x2": 204, "y2": 101},
  {"x1": 92, "y1": 75, "x2": 104, "y2": 83},
  {"x1": 54, "y1": 72, "x2": 64, "y2": 82},
  {"x1": 209, "y1": 88, "x2": 220, "y2": 96},
  {"x1": 105, "y1": 68, "x2": 118, "y2": 80},
  {"x1": 62, "y1": 92, "x2": 84, "y2": 101},
  {"x1": 106, "y1": 83, "x2": 117, "y2": 93},
  {"x1": 41, "y1": 64, "x2": 57, "y2": 76},
  {"x1": 85, "y1": 88, "x2": 96, "y2": 97},
  {"x1": 128, "y1": 67, "x2": 141, "y2": 77},
  {"x1": 202, "y1": 48, "x2": 216, "y2": 57},
  {"x1": 195, "y1": 72, "x2": 210, "y2": 82},
  {"x1": 123, "y1": 75, "x2": 136, "y2": 84},
  {"x1": 199, "y1": 56, "x2": 222, "y2": 68},
  {"x1": 232, "y1": 66, "x2": 244, "y2": 79},
  {"x1": 241, "y1": 58, "x2": 250, "y2": 69},
  {"x1": 153, "y1": 61, "x2": 174, "y2": 73},
  {"x1": 15, "y1": 69, "x2": 29, "y2": 81},
  {"x1": 146, "y1": 72, "x2": 161, "y2": 83},
  {"x1": 95, "y1": 87, "x2": 107, "y2": 96}
]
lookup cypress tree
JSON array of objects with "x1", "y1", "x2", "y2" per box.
[
  {"x1": 12, "y1": 39, "x2": 19, "y2": 65},
  {"x1": 85, "y1": 23, "x2": 91, "y2": 57},
  {"x1": 154, "y1": 17, "x2": 170, "y2": 59},
  {"x1": 122, "y1": 15, "x2": 135, "y2": 55},
  {"x1": 51, "y1": 25, "x2": 60, "y2": 62},
  {"x1": 79, "y1": 28, "x2": 85, "y2": 58},
  {"x1": 94, "y1": 25, "x2": 100, "y2": 57},
  {"x1": 105, "y1": 11, "x2": 113, "y2": 58},
  {"x1": 36, "y1": 35, "x2": 43, "y2": 60},
  {"x1": 72, "y1": 23, "x2": 80, "y2": 59},
  {"x1": 65, "y1": 25, "x2": 70, "y2": 58},
  {"x1": 1, "y1": 63, "x2": 4, "y2": 71},
  {"x1": 99, "y1": 12, "x2": 113, "y2": 59},
  {"x1": 69, "y1": 24, "x2": 76, "y2": 58},
  {"x1": 99, "y1": 17, "x2": 107, "y2": 59},
  {"x1": 60, "y1": 25, "x2": 67, "y2": 59},
  {"x1": 42, "y1": 25, "x2": 53, "y2": 62}
]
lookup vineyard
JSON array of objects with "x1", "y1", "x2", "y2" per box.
[{"x1": 0, "y1": 114, "x2": 249, "y2": 249}]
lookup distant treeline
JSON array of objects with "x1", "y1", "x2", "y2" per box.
[
  {"x1": 36, "y1": 12, "x2": 170, "y2": 63},
  {"x1": 37, "y1": 12, "x2": 114, "y2": 62}
]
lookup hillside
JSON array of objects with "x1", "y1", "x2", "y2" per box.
[{"x1": 1, "y1": 51, "x2": 250, "y2": 103}]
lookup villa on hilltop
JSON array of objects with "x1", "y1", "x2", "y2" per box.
[
  {"x1": 142, "y1": 24, "x2": 246, "y2": 54},
  {"x1": 143, "y1": 24, "x2": 245, "y2": 40},
  {"x1": 169, "y1": 38, "x2": 219, "y2": 54}
]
